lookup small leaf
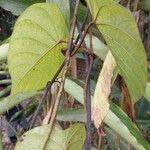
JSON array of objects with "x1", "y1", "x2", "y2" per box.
[
  {"x1": 87, "y1": 0, "x2": 147, "y2": 102},
  {"x1": 8, "y1": 3, "x2": 68, "y2": 94},
  {"x1": 15, "y1": 123, "x2": 85, "y2": 150},
  {"x1": 92, "y1": 51, "x2": 116, "y2": 128},
  {"x1": 0, "y1": 0, "x2": 45, "y2": 16}
]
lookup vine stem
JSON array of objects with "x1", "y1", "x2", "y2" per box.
[
  {"x1": 76, "y1": 13, "x2": 94, "y2": 149},
  {"x1": 29, "y1": 60, "x2": 65, "y2": 129},
  {"x1": 40, "y1": 0, "x2": 80, "y2": 149},
  {"x1": 84, "y1": 24, "x2": 93, "y2": 150}
]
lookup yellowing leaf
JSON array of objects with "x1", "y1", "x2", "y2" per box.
[
  {"x1": 8, "y1": 3, "x2": 68, "y2": 94},
  {"x1": 87, "y1": 0, "x2": 147, "y2": 102},
  {"x1": 92, "y1": 51, "x2": 116, "y2": 128}
]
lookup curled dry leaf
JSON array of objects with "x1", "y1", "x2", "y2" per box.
[{"x1": 92, "y1": 51, "x2": 116, "y2": 128}]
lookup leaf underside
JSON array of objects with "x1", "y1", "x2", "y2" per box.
[
  {"x1": 87, "y1": 0, "x2": 147, "y2": 102},
  {"x1": 8, "y1": 3, "x2": 68, "y2": 94}
]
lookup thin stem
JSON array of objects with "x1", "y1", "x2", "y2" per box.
[
  {"x1": 29, "y1": 61, "x2": 65, "y2": 129},
  {"x1": 84, "y1": 35, "x2": 93, "y2": 150},
  {"x1": 76, "y1": 14, "x2": 93, "y2": 149},
  {"x1": 71, "y1": 21, "x2": 94, "y2": 56},
  {"x1": 84, "y1": 59, "x2": 93, "y2": 150},
  {"x1": 98, "y1": 134, "x2": 102, "y2": 150},
  {"x1": 40, "y1": 0, "x2": 80, "y2": 149}
]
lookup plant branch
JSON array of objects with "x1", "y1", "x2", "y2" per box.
[
  {"x1": 71, "y1": 21, "x2": 94, "y2": 56},
  {"x1": 76, "y1": 14, "x2": 93, "y2": 149},
  {"x1": 29, "y1": 60, "x2": 65, "y2": 129},
  {"x1": 40, "y1": 0, "x2": 80, "y2": 149}
]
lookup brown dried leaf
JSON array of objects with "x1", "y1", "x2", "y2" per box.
[{"x1": 92, "y1": 51, "x2": 116, "y2": 128}]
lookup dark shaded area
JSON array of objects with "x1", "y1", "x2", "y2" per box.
[{"x1": 0, "y1": 7, "x2": 17, "y2": 41}]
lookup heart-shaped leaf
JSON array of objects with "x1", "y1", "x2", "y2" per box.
[
  {"x1": 8, "y1": 3, "x2": 68, "y2": 94},
  {"x1": 87, "y1": 0, "x2": 147, "y2": 102},
  {"x1": 15, "y1": 123, "x2": 85, "y2": 150}
]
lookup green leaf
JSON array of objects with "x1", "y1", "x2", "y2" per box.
[
  {"x1": 0, "y1": 0, "x2": 45, "y2": 16},
  {"x1": 46, "y1": 0, "x2": 70, "y2": 27},
  {"x1": 84, "y1": 33, "x2": 108, "y2": 60},
  {"x1": 87, "y1": 0, "x2": 147, "y2": 102},
  {"x1": 8, "y1": 3, "x2": 68, "y2": 94},
  {"x1": 0, "y1": 92, "x2": 40, "y2": 115},
  {"x1": 15, "y1": 123, "x2": 85, "y2": 150},
  {"x1": 141, "y1": 0, "x2": 150, "y2": 12},
  {"x1": 77, "y1": 2, "x2": 87, "y2": 23},
  {"x1": 105, "y1": 127, "x2": 134, "y2": 150},
  {"x1": 64, "y1": 78, "x2": 150, "y2": 150},
  {"x1": 57, "y1": 108, "x2": 85, "y2": 122}
]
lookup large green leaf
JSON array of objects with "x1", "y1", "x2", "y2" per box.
[
  {"x1": 87, "y1": 0, "x2": 147, "y2": 102},
  {"x1": 0, "y1": 0, "x2": 45, "y2": 16},
  {"x1": 15, "y1": 123, "x2": 85, "y2": 150},
  {"x1": 8, "y1": 3, "x2": 68, "y2": 94},
  {"x1": 64, "y1": 78, "x2": 150, "y2": 150}
]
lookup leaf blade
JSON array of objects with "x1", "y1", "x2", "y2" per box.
[
  {"x1": 8, "y1": 3, "x2": 68, "y2": 94},
  {"x1": 87, "y1": 0, "x2": 147, "y2": 102}
]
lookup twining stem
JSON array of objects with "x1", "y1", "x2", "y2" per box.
[
  {"x1": 71, "y1": 21, "x2": 94, "y2": 56},
  {"x1": 40, "y1": 0, "x2": 80, "y2": 149},
  {"x1": 76, "y1": 13, "x2": 94, "y2": 149},
  {"x1": 84, "y1": 27, "x2": 94, "y2": 150},
  {"x1": 84, "y1": 57, "x2": 93, "y2": 150},
  {"x1": 29, "y1": 61, "x2": 65, "y2": 129}
]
